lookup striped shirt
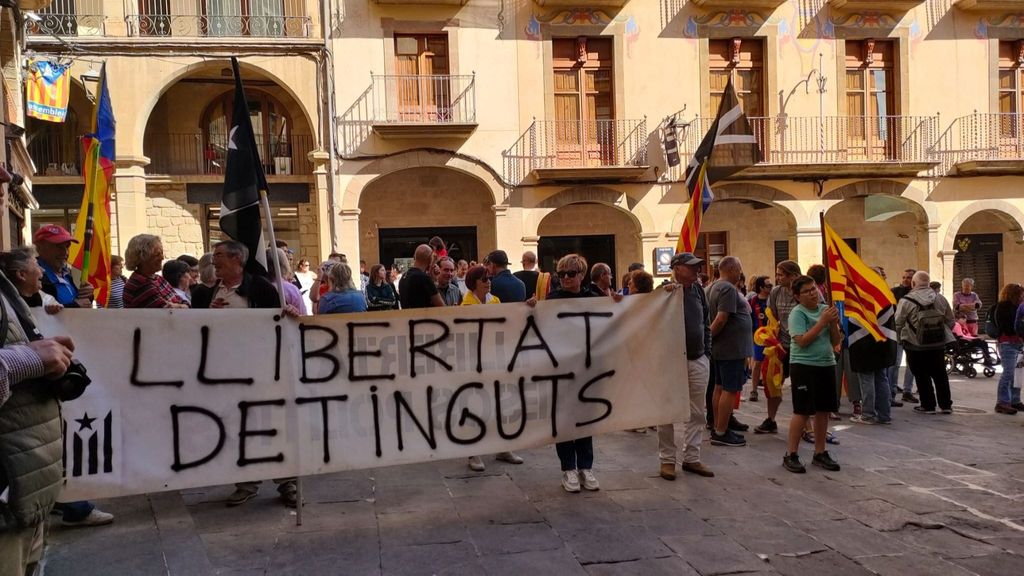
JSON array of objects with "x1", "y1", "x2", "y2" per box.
[
  {"x1": 123, "y1": 272, "x2": 186, "y2": 309},
  {"x1": 106, "y1": 276, "x2": 126, "y2": 309},
  {"x1": 0, "y1": 298, "x2": 45, "y2": 407}
]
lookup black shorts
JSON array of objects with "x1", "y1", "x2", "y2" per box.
[{"x1": 790, "y1": 363, "x2": 838, "y2": 416}]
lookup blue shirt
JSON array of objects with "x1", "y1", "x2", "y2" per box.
[
  {"x1": 489, "y1": 269, "x2": 526, "y2": 303},
  {"x1": 789, "y1": 303, "x2": 836, "y2": 367},
  {"x1": 318, "y1": 289, "x2": 367, "y2": 314},
  {"x1": 38, "y1": 258, "x2": 78, "y2": 306}
]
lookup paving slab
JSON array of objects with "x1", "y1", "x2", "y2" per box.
[
  {"x1": 582, "y1": 555, "x2": 702, "y2": 576},
  {"x1": 894, "y1": 526, "x2": 1005, "y2": 559},
  {"x1": 854, "y1": 552, "x2": 980, "y2": 576},
  {"x1": 560, "y1": 525, "x2": 672, "y2": 564},
  {"x1": 949, "y1": 552, "x2": 1024, "y2": 576},
  {"x1": 661, "y1": 534, "x2": 766, "y2": 575},
  {"x1": 765, "y1": 550, "x2": 875, "y2": 576}
]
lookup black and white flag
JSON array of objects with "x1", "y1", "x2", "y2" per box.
[
  {"x1": 220, "y1": 57, "x2": 269, "y2": 275},
  {"x1": 685, "y1": 78, "x2": 761, "y2": 190}
]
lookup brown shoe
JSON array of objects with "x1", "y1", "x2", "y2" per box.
[
  {"x1": 681, "y1": 462, "x2": 715, "y2": 478},
  {"x1": 995, "y1": 403, "x2": 1018, "y2": 415},
  {"x1": 659, "y1": 463, "x2": 676, "y2": 481}
]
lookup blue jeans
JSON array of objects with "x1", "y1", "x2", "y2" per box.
[
  {"x1": 890, "y1": 344, "x2": 916, "y2": 396},
  {"x1": 556, "y1": 437, "x2": 593, "y2": 471},
  {"x1": 858, "y1": 369, "x2": 892, "y2": 422},
  {"x1": 54, "y1": 500, "x2": 94, "y2": 522},
  {"x1": 997, "y1": 342, "x2": 1022, "y2": 405}
]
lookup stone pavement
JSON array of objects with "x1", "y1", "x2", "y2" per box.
[{"x1": 42, "y1": 373, "x2": 1024, "y2": 576}]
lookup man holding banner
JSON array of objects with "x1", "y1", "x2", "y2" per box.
[{"x1": 658, "y1": 252, "x2": 714, "y2": 480}]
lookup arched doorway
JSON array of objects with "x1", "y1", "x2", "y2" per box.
[
  {"x1": 537, "y1": 202, "x2": 641, "y2": 289},
  {"x1": 698, "y1": 199, "x2": 797, "y2": 281},
  {"x1": 951, "y1": 209, "x2": 1024, "y2": 308},
  {"x1": 358, "y1": 166, "x2": 497, "y2": 269},
  {"x1": 824, "y1": 195, "x2": 929, "y2": 281}
]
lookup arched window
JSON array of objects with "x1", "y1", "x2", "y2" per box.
[{"x1": 201, "y1": 89, "x2": 292, "y2": 175}]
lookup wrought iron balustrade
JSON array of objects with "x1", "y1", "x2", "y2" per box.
[
  {"x1": 370, "y1": 74, "x2": 476, "y2": 124},
  {"x1": 125, "y1": 0, "x2": 311, "y2": 38},
  {"x1": 503, "y1": 118, "x2": 648, "y2": 184},
  {"x1": 26, "y1": 0, "x2": 105, "y2": 36},
  {"x1": 146, "y1": 133, "x2": 313, "y2": 176}
]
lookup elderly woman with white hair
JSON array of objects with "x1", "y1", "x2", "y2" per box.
[
  {"x1": 123, "y1": 234, "x2": 188, "y2": 309},
  {"x1": 953, "y1": 277, "x2": 982, "y2": 337}
]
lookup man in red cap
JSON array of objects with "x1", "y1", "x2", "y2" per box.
[{"x1": 32, "y1": 224, "x2": 93, "y2": 309}]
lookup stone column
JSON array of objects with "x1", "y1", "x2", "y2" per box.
[
  {"x1": 795, "y1": 225, "x2": 823, "y2": 272},
  {"x1": 339, "y1": 208, "x2": 361, "y2": 265},
  {"x1": 492, "y1": 204, "x2": 511, "y2": 257},
  {"x1": 939, "y1": 250, "x2": 957, "y2": 301},
  {"x1": 926, "y1": 222, "x2": 942, "y2": 290},
  {"x1": 640, "y1": 232, "x2": 661, "y2": 272},
  {"x1": 308, "y1": 150, "x2": 332, "y2": 262},
  {"x1": 113, "y1": 156, "x2": 150, "y2": 256}
]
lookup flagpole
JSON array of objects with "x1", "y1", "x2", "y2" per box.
[
  {"x1": 257, "y1": 188, "x2": 303, "y2": 526},
  {"x1": 819, "y1": 211, "x2": 832, "y2": 305}
]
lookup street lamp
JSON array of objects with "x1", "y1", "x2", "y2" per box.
[{"x1": 776, "y1": 53, "x2": 828, "y2": 162}]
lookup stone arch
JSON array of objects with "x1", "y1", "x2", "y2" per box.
[
  {"x1": 342, "y1": 149, "x2": 505, "y2": 210},
  {"x1": 357, "y1": 165, "x2": 498, "y2": 266},
  {"x1": 536, "y1": 202, "x2": 643, "y2": 284},
  {"x1": 669, "y1": 182, "x2": 800, "y2": 233},
  {"x1": 822, "y1": 179, "x2": 939, "y2": 226},
  {"x1": 525, "y1": 185, "x2": 654, "y2": 235},
  {"x1": 942, "y1": 200, "x2": 1024, "y2": 253},
  {"x1": 135, "y1": 59, "x2": 317, "y2": 151}
]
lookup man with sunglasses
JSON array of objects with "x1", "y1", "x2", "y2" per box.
[{"x1": 658, "y1": 252, "x2": 714, "y2": 480}]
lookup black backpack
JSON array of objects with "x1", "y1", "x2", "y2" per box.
[
  {"x1": 984, "y1": 304, "x2": 1001, "y2": 339},
  {"x1": 906, "y1": 295, "x2": 947, "y2": 347}
]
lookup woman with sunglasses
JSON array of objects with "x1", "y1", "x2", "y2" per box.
[
  {"x1": 461, "y1": 265, "x2": 500, "y2": 306},
  {"x1": 461, "y1": 264, "x2": 525, "y2": 472},
  {"x1": 545, "y1": 253, "x2": 604, "y2": 493}
]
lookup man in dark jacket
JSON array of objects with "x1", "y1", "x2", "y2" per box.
[
  {"x1": 191, "y1": 240, "x2": 297, "y2": 507},
  {"x1": 485, "y1": 250, "x2": 526, "y2": 303}
]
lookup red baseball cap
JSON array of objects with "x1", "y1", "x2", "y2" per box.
[{"x1": 32, "y1": 224, "x2": 78, "y2": 245}]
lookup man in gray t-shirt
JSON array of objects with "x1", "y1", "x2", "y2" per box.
[{"x1": 708, "y1": 256, "x2": 753, "y2": 447}]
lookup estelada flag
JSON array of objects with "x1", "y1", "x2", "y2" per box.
[
  {"x1": 26, "y1": 60, "x2": 71, "y2": 123},
  {"x1": 823, "y1": 217, "x2": 896, "y2": 343},
  {"x1": 70, "y1": 64, "x2": 115, "y2": 307},
  {"x1": 221, "y1": 58, "x2": 270, "y2": 276},
  {"x1": 675, "y1": 78, "x2": 759, "y2": 253}
]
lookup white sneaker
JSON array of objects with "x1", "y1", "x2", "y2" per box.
[
  {"x1": 62, "y1": 508, "x2": 114, "y2": 527},
  {"x1": 561, "y1": 470, "x2": 580, "y2": 493},
  {"x1": 579, "y1": 469, "x2": 600, "y2": 491},
  {"x1": 495, "y1": 451, "x2": 524, "y2": 464},
  {"x1": 467, "y1": 456, "x2": 485, "y2": 471}
]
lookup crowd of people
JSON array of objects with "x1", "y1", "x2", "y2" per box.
[{"x1": 3, "y1": 222, "x2": 1024, "y2": 575}]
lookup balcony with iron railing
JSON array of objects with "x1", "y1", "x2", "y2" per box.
[
  {"x1": 932, "y1": 112, "x2": 1024, "y2": 176},
  {"x1": 670, "y1": 115, "x2": 940, "y2": 180},
  {"x1": 124, "y1": 0, "x2": 311, "y2": 38},
  {"x1": 145, "y1": 133, "x2": 314, "y2": 177},
  {"x1": 28, "y1": 136, "x2": 84, "y2": 178},
  {"x1": 369, "y1": 74, "x2": 477, "y2": 138},
  {"x1": 25, "y1": 0, "x2": 313, "y2": 38},
  {"x1": 26, "y1": 0, "x2": 105, "y2": 36},
  {"x1": 503, "y1": 118, "x2": 649, "y2": 184}
]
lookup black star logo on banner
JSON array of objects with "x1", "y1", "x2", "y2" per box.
[{"x1": 76, "y1": 412, "x2": 96, "y2": 431}]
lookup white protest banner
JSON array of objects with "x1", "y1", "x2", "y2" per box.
[{"x1": 37, "y1": 291, "x2": 689, "y2": 501}]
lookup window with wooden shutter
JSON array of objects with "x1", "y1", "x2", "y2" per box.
[
  {"x1": 551, "y1": 37, "x2": 614, "y2": 166},
  {"x1": 394, "y1": 34, "x2": 451, "y2": 122},
  {"x1": 708, "y1": 39, "x2": 764, "y2": 118},
  {"x1": 845, "y1": 40, "x2": 897, "y2": 159},
  {"x1": 998, "y1": 41, "x2": 1024, "y2": 142}
]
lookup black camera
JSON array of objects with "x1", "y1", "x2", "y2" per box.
[{"x1": 50, "y1": 360, "x2": 91, "y2": 401}]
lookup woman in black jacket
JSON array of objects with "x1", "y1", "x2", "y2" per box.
[{"x1": 993, "y1": 283, "x2": 1024, "y2": 414}]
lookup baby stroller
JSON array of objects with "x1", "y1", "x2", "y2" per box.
[{"x1": 945, "y1": 337, "x2": 1000, "y2": 378}]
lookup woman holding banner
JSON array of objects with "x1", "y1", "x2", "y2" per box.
[
  {"x1": 461, "y1": 264, "x2": 524, "y2": 472},
  {"x1": 547, "y1": 254, "x2": 602, "y2": 493}
]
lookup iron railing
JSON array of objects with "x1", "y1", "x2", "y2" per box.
[
  {"x1": 26, "y1": 0, "x2": 105, "y2": 36},
  {"x1": 931, "y1": 112, "x2": 1024, "y2": 173},
  {"x1": 503, "y1": 118, "x2": 648, "y2": 184},
  {"x1": 667, "y1": 114, "x2": 938, "y2": 180},
  {"x1": 146, "y1": 133, "x2": 314, "y2": 175},
  {"x1": 370, "y1": 74, "x2": 476, "y2": 124},
  {"x1": 125, "y1": 0, "x2": 312, "y2": 37},
  {"x1": 28, "y1": 136, "x2": 83, "y2": 177}
]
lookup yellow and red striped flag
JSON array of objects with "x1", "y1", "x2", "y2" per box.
[
  {"x1": 25, "y1": 60, "x2": 71, "y2": 123},
  {"x1": 676, "y1": 161, "x2": 711, "y2": 253},
  {"x1": 823, "y1": 218, "x2": 895, "y2": 342},
  {"x1": 70, "y1": 64, "x2": 115, "y2": 307}
]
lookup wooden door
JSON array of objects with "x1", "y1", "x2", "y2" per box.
[
  {"x1": 394, "y1": 34, "x2": 450, "y2": 122},
  {"x1": 846, "y1": 40, "x2": 897, "y2": 161},
  {"x1": 997, "y1": 41, "x2": 1024, "y2": 157},
  {"x1": 552, "y1": 38, "x2": 614, "y2": 167}
]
